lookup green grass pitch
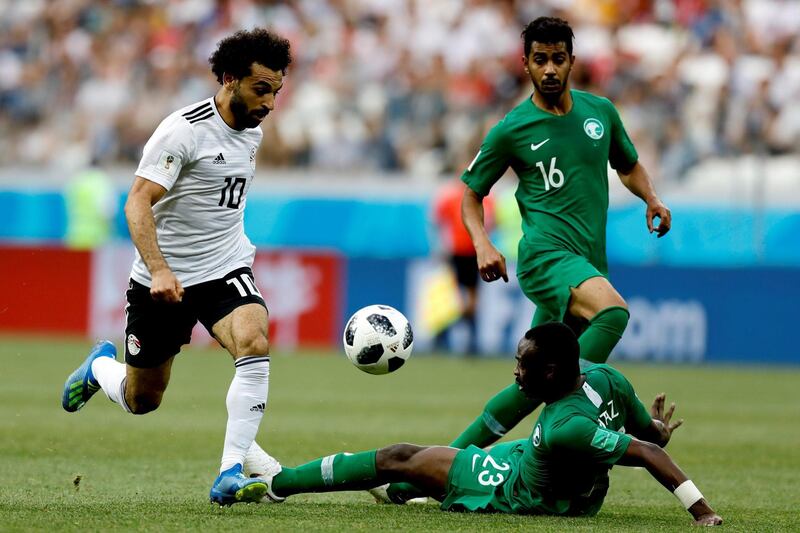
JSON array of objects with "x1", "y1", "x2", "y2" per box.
[{"x1": 1, "y1": 335, "x2": 798, "y2": 531}]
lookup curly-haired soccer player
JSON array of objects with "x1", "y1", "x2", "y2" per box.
[{"x1": 62, "y1": 28, "x2": 290, "y2": 505}]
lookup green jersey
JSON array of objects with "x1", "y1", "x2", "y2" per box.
[
  {"x1": 514, "y1": 364, "x2": 652, "y2": 515},
  {"x1": 441, "y1": 364, "x2": 652, "y2": 515},
  {"x1": 461, "y1": 90, "x2": 638, "y2": 274}
]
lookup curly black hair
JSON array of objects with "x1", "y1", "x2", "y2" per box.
[
  {"x1": 521, "y1": 17, "x2": 574, "y2": 57},
  {"x1": 209, "y1": 28, "x2": 292, "y2": 84}
]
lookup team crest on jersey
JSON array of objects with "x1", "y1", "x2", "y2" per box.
[
  {"x1": 532, "y1": 423, "x2": 542, "y2": 447},
  {"x1": 583, "y1": 118, "x2": 604, "y2": 140},
  {"x1": 127, "y1": 334, "x2": 141, "y2": 356},
  {"x1": 250, "y1": 146, "x2": 256, "y2": 170}
]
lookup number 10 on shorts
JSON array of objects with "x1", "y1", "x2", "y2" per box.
[
  {"x1": 226, "y1": 273, "x2": 262, "y2": 298},
  {"x1": 471, "y1": 453, "x2": 510, "y2": 487}
]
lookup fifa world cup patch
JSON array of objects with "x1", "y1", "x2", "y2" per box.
[
  {"x1": 591, "y1": 427, "x2": 620, "y2": 452},
  {"x1": 127, "y1": 334, "x2": 142, "y2": 356},
  {"x1": 157, "y1": 150, "x2": 182, "y2": 177}
]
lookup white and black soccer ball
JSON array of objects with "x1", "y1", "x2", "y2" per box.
[{"x1": 343, "y1": 305, "x2": 414, "y2": 375}]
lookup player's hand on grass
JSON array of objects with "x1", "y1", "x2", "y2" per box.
[
  {"x1": 693, "y1": 513, "x2": 723, "y2": 526},
  {"x1": 650, "y1": 393, "x2": 683, "y2": 444},
  {"x1": 150, "y1": 267, "x2": 184, "y2": 303},
  {"x1": 689, "y1": 500, "x2": 723, "y2": 526},
  {"x1": 646, "y1": 199, "x2": 671, "y2": 238},
  {"x1": 476, "y1": 243, "x2": 508, "y2": 283}
]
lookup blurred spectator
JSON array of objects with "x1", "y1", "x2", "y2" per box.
[
  {"x1": 432, "y1": 177, "x2": 494, "y2": 353},
  {"x1": 64, "y1": 165, "x2": 116, "y2": 249},
  {"x1": 0, "y1": 0, "x2": 798, "y2": 183}
]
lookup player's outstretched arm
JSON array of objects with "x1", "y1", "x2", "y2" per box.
[
  {"x1": 616, "y1": 161, "x2": 671, "y2": 238},
  {"x1": 125, "y1": 177, "x2": 183, "y2": 302},
  {"x1": 618, "y1": 439, "x2": 722, "y2": 526},
  {"x1": 461, "y1": 187, "x2": 507, "y2": 283}
]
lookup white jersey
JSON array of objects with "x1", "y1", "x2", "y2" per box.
[{"x1": 131, "y1": 97, "x2": 262, "y2": 287}]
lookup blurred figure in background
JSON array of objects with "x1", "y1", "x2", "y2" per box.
[
  {"x1": 494, "y1": 183, "x2": 523, "y2": 263},
  {"x1": 432, "y1": 178, "x2": 494, "y2": 354},
  {"x1": 64, "y1": 164, "x2": 115, "y2": 249}
]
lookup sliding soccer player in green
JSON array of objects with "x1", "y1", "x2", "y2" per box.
[{"x1": 245, "y1": 323, "x2": 721, "y2": 526}]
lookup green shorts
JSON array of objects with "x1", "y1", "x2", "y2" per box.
[
  {"x1": 517, "y1": 247, "x2": 606, "y2": 327},
  {"x1": 441, "y1": 442, "x2": 525, "y2": 514}
]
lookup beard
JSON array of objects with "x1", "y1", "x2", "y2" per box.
[
  {"x1": 533, "y1": 76, "x2": 567, "y2": 104},
  {"x1": 230, "y1": 90, "x2": 264, "y2": 129}
]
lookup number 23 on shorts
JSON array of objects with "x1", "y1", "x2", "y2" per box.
[{"x1": 471, "y1": 453, "x2": 510, "y2": 487}]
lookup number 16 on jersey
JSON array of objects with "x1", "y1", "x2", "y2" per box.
[{"x1": 535, "y1": 157, "x2": 564, "y2": 192}]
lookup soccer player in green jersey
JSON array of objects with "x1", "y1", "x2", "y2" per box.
[
  {"x1": 396, "y1": 16, "x2": 676, "y2": 477},
  {"x1": 245, "y1": 323, "x2": 722, "y2": 526},
  {"x1": 465, "y1": 15, "x2": 672, "y2": 354}
]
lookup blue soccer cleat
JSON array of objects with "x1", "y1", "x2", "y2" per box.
[
  {"x1": 209, "y1": 464, "x2": 268, "y2": 505},
  {"x1": 61, "y1": 340, "x2": 117, "y2": 413}
]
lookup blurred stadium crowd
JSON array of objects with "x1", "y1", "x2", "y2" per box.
[{"x1": 1, "y1": 0, "x2": 799, "y2": 181}]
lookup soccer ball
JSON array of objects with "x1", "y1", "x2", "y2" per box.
[{"x1": 343, "y1": 305, "x2": 414, "y2": 375}]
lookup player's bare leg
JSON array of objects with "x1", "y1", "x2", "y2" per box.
[
  {"x1": 208, "y1": 302, "x2": 272, "y2": 504},
  {"x1": 568, "y1": 276, "x2": 629, "y2": 363},
  {"x1": 377, "y1": 445, "x2": 455, "y2": 500},
  {"x1": 122, "y1": 358, "x2": 175, "y2": 413}
]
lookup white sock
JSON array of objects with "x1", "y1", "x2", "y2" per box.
[
  {"x1": 220, "y1": 356, "x2": 270, "y2": 472},
  {"x1": 91, "y1": 357, "x2": 132, "y2": 413},
  {"x1": 243, "y1": 440, "x2": 271, "y2": 476}
]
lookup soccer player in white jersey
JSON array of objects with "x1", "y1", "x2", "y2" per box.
[{"x1": 61, "y1": 28, "x2": 291, "y2": 505}]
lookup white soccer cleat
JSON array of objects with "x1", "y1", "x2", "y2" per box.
[
  {"x1": 367, "y1": 484, "x2": 429, "y2": 505},
  {"x1": 368, "y1": 483, "x2": 392, "y2": 504},
  {"x1": 243, "y1": 442, "x2": 285, "y2": 503}
]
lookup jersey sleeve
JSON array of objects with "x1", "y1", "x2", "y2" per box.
[
  {"x1": 618, "y1": 373, "x2": 653, "y2": 433},
  {"x1": 547, "y1": 414, "x2": 632, "y2": 465},
  {"x1": 135, "y1": 115, "x2": 196, "y2": 191},
  {"x1": 460, "y1": 120, "x2": 511, "y2": 197},
  {"x1": 605, "y1": 100, "x2": 638, "y2": 172}
]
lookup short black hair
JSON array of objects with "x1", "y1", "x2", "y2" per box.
[
  {"x1": 521, "y1": 17, "x2": 574, "y2": 57},
  {"x1": 209, "y1": 28, "x2": 292, "y2": 84},
  {"x1": 519, "y1": 322, "x2": 580, "y2": 376}
]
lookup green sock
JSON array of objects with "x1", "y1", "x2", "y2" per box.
[
  {"x1": 578, "y1": 306, "x2": 630, "y2": 364},
  {"x1": 450, "y1": 383, "x2": 540, "y2": 449},
  {"x1": 272, "y1": 450, "x2": 378, "y2": 496}
]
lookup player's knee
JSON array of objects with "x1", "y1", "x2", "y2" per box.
[
  {"x1": 127, "y1": 392, "x2": 163, "y2": 415},
  {"x1": 376, "y1": 443, "x2": 425, "y2": 475},
  {"x1": 236, "y1": 333, "x2": 270, "y2": 357}
]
